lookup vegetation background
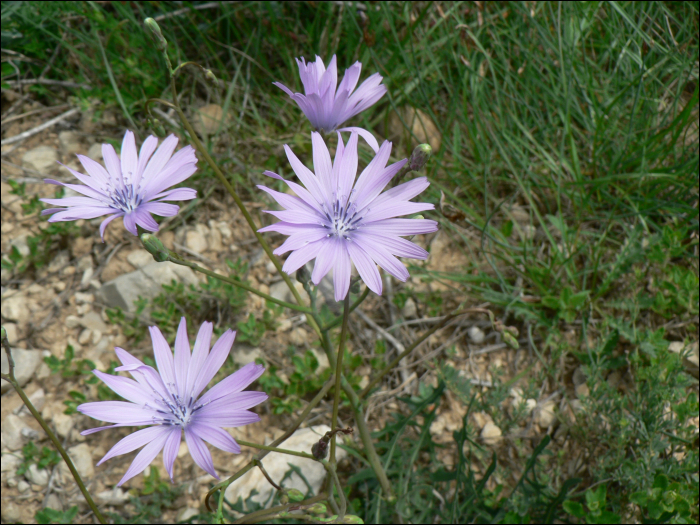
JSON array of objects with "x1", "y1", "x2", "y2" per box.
[{"x1": 1, "y1": 1, "x2": 698, "y2": 523}]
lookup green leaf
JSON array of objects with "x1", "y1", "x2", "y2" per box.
[{"x1": 563, "y1": 500, "x2": 585, "y2": 518}]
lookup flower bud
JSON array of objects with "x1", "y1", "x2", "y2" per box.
[
  {"x1": 502, "y1": 331, "x2": 519, "y2": 350},
  {"x1": 408, "y1": 144, "x2": 432, "y2": 172},
  {"x1": 308, "y1": 502, "x2": 327, "y2": 515},
  {"x1": 287, "y1": 488, "x2": 304, "y2": 502},
  {"x1": 340, "y1": 515, "x2": 365, "y2": 524},
  {"x1": 146, "y1": 118, "x2": 167, "y2": 138},
  {"x1": 203, "y1": 68, "x2": 221, "y2": 88},
  {"x1": 144, "y1": 18, "x2": 168, "y2": 51},
  {"x1": 140, "y1": 233, "x2": 169, "y2": 262}
]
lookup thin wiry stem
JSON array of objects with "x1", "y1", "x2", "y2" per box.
[{"x1": 1, "y1": 332, "x2": 107, "y2": 524}]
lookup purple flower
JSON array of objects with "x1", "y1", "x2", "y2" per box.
[
  {"x1": 258, "y1": 132, "x2": 438, "y2": 301},
  {"x1": 77, "y1": 318, "x2": 266, "y2": 486},
  {"x1": 40, "y1": 130, "x2": 197, "y2": 241},
  {"x1": 274, "y1": 55, "x2": 387, "y2": 152}
]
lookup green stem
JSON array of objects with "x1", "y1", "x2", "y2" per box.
[
  {"x1": 232, "y1": 493, "x2": 328, "y2": 525},
  {"x1": 167, "y1": 75, "x2": 322, "y2": 338},
  {"x1": 162, "y1": 249, "x2": 313, "y2": 314},
  {"x1": 206, "y1": 377, "x2": 336, "y2": 513},
  {"x1": 330, "y1": 295, "x2": 351, "y2": 465},
  {"x1": 238, "y1": 440, "x2": 317, "y2": 461},
  {"x1": 0, "y1": 336, "x2": 107, "y2": 524},
  {"x1": 321, "y1": 287, "x2": 370, "y2": 331}
]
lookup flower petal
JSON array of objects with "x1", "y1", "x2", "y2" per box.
[
  {"x1": 346, "y1": 241, "x2": 382, "y2": 295},
  {"x1": 117, "y1": 428, "x2": 171, "y2": 486},
  {"x1": 190, "y1": 423, "x2": 241, "y2": 454},
  {"x1": 185, "y1": 428, "x2": 218, "y2": 479},
  {"x1": 190, "y1": 329, "x2": 236, "y2": 400},
  {"x1": 173, "y1": 318, "x2": 190, "y2": 400},
  {"x1": 162, "y1": 427, "x2": 182, "y2": 481},
  {"x1": 97, "y1": 426, "x2": 169, "y2": 466},
  {"x1": 197, "y1": 363, "x2": 265, "y2": 406}
]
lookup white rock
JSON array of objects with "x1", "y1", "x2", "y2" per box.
[
  {"x1": 53, "y1": 411, "x2": 74, "y2": 439},
  {"x1": 3, "y1": 322, "x2": 19, "y2": 344},
  {"x1": 402, "y1": 297, "x2": 418, "y2": 318},
  {"x1": 78, "y1": 328, "x2": 92, "y2": 345},
  {"x1": 186, "y1": 224, "x2": 209, "y2": 253},
  {"x1": 87, "y1": 143, "x2": 102, "y2": 160},
  {"x1": 289, "y1": 327, "x2": 307, "y2": 346},
  {"x1": 97, "y1": 261, "x2": 198, "y2": 312},
  {"x1": 79, "y1": 311, "x2": 107, "y2": 333},
  {"x1": 468, "y1": 326, "x2": 485, "y2": 344},
  {"x1": 1, "y1": 292, "x2": 26, "y2": 321},
  {"x1": 1, "y1": 348, "x2": 42, "y2": 393},
  {"x1": 22, "y1": 146, "x2": 58, "y2": 173},
  {"x1": 534, "y1": 400, "x2": 557, "y2": 428},
  {"x1": 17, "y1": 479, "x2": 30, "y2": 492},
  {"x1": 1, "y1": 453, "x2": 22, "y2": 473},
  {"x1": 480, "y1": 422, "x2": 502, "y2": 445},
  {"x1": 26, "y1": 464, "x2": 50, "y2": 486},
  {"x1": 225, "y1": 425, "x2": 347, "y2": 509},
  {"x1": 1, "y1": 501, "x2": 21, "y2": 522},
  {"x1": 45, "y1": 493, "x2": 63, "y2": 511},
  {"x1": 310, "y1": 348, "x2": 329, "y2": 373},
  {"x1": 59, "y1": 443, "x2": 93, "y2": 480},
  {"x1": 96, "y1": 486, "x2": 130, "y2": 506},
  {"x1": 17, "y1": 388, "x2": 45, "y2": 415},
  {"x1": 126, "y1": 250, "x2": 154, "y2": 269},
  {"x1": 9, "y1": 234, "x2": 30, "y2": 257},
  {"x1": 231, "y1": 346, "x2": 263, "y2": 367},
  {"x1": 65, "y1": 315, "x2": 81, "y2": 329},
  {"x1": 59, "y1": 131, "x2": 82, "y2": 154},
  {"x1": 177, "y1": 508, "x2": 199, "y2": 522}
]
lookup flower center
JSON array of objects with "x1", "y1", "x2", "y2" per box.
[
  {"x1": 148, "y1": 384, "x2": 206, "y2": 428},
  {"x1": 100, "y1": 170, "x2": 143, "y2": 213},
  {"x1": 322, "y1": 191, "x2": 365, "y2": 241}
]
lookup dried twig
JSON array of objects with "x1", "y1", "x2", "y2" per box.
[{"x1": 1, "y1": 107, "x2": 80, "y2": 146}]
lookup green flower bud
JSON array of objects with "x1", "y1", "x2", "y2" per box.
[
  {"x1": 502, "y1": 331, "x2": 519, "y2": 350},
  {"x1": 408, "y1": 144, "x2": 431, "y2": 172},
  {"x1": 308, "y1": 503, "x2": 327, "y2": 515},
  {"x1": 1, "y1": 326, "x2": 7, "y2": 341},
  {"x1": 144, "y1": 18, "x2": 168, "y2": 51},
  {"x1": 147, "y1": 118, "x2": 167, "y2": 138},
  {"x1": 286, "y1": 489, "x2": 304, "y2": 503},
  {"x1": 140, "y1": 233, "x2": 169, "y2": 262},
  {"x1": 340, "y1": 515, "x2": 365, "y2": 524}
]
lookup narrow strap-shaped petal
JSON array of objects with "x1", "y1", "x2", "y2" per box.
[
  {"x1": 91, "y1": 370, "x2": 156, "y2": 405},
  {"x1": 76, "y1": 401, "x2": 157, "y2": 425},
  {"x1": 257, "y1": 185, "x2": 323, "y2": 217},
  {"x1": 141, "y1": 134, "x2": 179, "y2": 185},
  {"x1": 265, "y1": 208, "x2": 325, "y2": 225},
  {"x1": 311, "y1": 133, "x2": 333, "y2": 189},
  {"x1": 337, "y1": 62, "x2": 362, "y2": 96},
  {"x1": 132, "y1": 208, "x2": 159, "y2": 232},
  {"x1": 185, "y1": 321, "x2": 213, "y2": 397},
  {"x1": 97, "y1": 425, "x2": 169, "y2": 466},
  {"x1": 335, "y1": 131, "x2": 358, "y2": 200},
  {"x1": 185, "y1": 428, "x2": 218, "y2": 479},
  {"x1": 284, "y1": 145, "x2": 326, "y2": 205},
  {"x1": 41, "y1": 196, "x2": 107, "y2": 207},
  {"x1": 190, "y1": 422, "x2": 241, "y2": 454},
  {"x1": 353, "y1": 238, "x2": 410, "y2": 282},
  {"x1": 123, "y1": 212, "x2": 138, "y2": 236},
  {"x1": 117, "y1": 428, "x2": 171, "y2": 486},
  {"x1": 273, "y1": 81, "x2": 296, "y2": 97},
  {"x1": 281, "y1": 239, "x2": 323, "y2": 274},
  {"x1": 77, "y1": 154, "x2": 111, "y2": 188},
  {"x1": 196, "y1": 363, "x2": 265, "y2": 406},
  {"x1": 333, "y1": 243, "x2": 352, "y2": 301},
  {"x1": 354, "y1": 158, "x2": 407, "y2": 210},
  {"x1": 351, "y1": 140, "x2": 392, "y2": 199},
  {"x1": 102, "y1": 143, "x2": 123, "y2": 187},
  {"x1": 194, "y1": 409, "x2": 261, "y2": 428},
  {"x1": 361, "y1": 201, "x2": 434, "y2": 223},
  {"x1": 272, "y1": 227, "x2": 328, "y2": 256},
  {"x1": 162, "y1": 427, "x2": 182, "y2": 481},
  {"x1": 46, "y1": 206, "x2": 116, "y2": 222},
  {"x1": 133, "y1": 135, "x2": 159, "y2": 190},
  {"x1": 337, "y1": 127, "x2": 380, "y2": 153},
  {"x1": 360, "y1": 218, "x2": 438, "y2": 236},
  {"x1": 196, "y1": 391, "x2": 269, "y2": 415},
  {"x1": 363, "y1": 233, "x2": 429, "y2": 259},
  {"x1": 153, "y1": 188, "x2": 197, "y2": 201},
  {"x1": 312, "y1": 238, "x2": 340, "y2": 285},
  {"x1": 120, "y1": 131, "x2": 138, "y2": 186},
  {"x1": 173, "y1": 318, "x2": 190, "y2": 400},
  {"x1": 190, "y1": 329, "x2": 236, "y2": 400},
  {"x1": 99, "y1": 214, "x2": 122, "y2": 241},
  {"x1": 149, "y1": 325, "x2": 176, "y2": 394},
  {"x1": 346, "y1": 241, "x2": 382, "y2": 295}
]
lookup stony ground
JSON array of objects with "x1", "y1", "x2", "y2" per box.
[{"x1": 2, "y1": 95, "x2": 698, "y2": 524}]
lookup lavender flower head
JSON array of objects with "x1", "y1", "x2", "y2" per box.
[
  {"x1": 77, "y1": 318, "x2": 267, "y2": 486},
  {"x1": 258, "y1": 132, "x2": 438, "y2": 301},
  {"x1": 274, "y1": 55, "x2": 387, "y2": 152},
  {"x1": 40, "y1": 130, "x2": 197, "y2": 240}
]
